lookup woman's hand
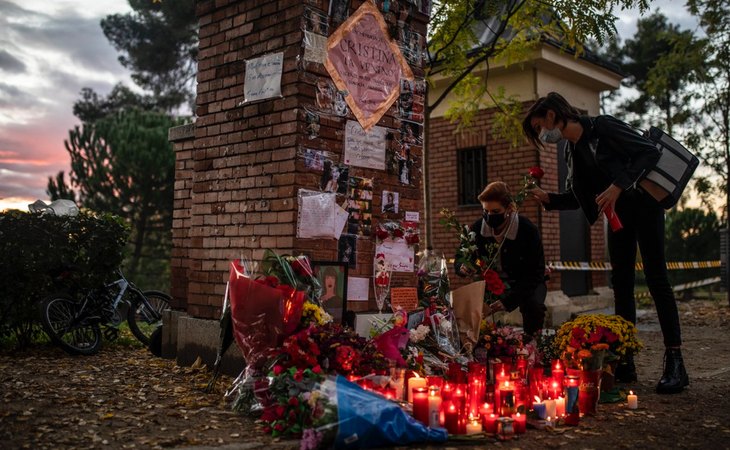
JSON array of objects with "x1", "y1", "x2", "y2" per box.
[
  {"x1": 484, "y1": 300, "x2": 505, "y2": 315},
  {"x1": 596, "y1": 184, "x2": 622, "y2": 214},
  {"x1": 528, "y1": 187, "x2": 550, "y2": 205}
]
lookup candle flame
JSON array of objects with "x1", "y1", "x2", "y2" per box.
[
  {"x1": 534, "y1": 396, "x2": 542, "y2": 403},
  {"x1": 629, "y1": 390, "x2": 634, "y2": 395},
  {"x1": 504, "y1": 381, "x2": 510, "y2": 387},
  {"x1": 516, "y1": 412, "x2": 521, "y2": 418},
  {"x1": 555, "y1": 361, "x2": 561, "y2": 370},
  {"x1": 412, "y1": 372, "x2": 422, "y2": 379},
  {"x1": 552, "y1": 380, "x2": 558, "y2": 387}
]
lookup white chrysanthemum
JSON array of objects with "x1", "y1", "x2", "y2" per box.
[
  {"x1": 320, "y1": 311, "x2": 333, "y2": 324},
  {"x1": 409, "y1": 324, "x2": 430, "y2": 343}
]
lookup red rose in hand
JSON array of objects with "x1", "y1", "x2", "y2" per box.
[
  {"x1": 392, "y1": 228, "x2": 405, "y2": 238},
  {"x1": 528, "y1": 166, "x2": 545, "y2": 180},
  {"x1": 405, "y1": 233, "x2": 420, "y2": 245},
  {"x1": 291, "y1": 257, "x2": 312, "y2": 277}
]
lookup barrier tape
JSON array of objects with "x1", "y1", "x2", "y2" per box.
[
  {"x1": 635, "y1": 276, "x2": 721, "y2": 299},
  {"x1": 547, "y1": 260, "x2": 721, "y2": 271}
]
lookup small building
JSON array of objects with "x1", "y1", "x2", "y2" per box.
[{"x1": 424, "y1": 38, "x2": 624, "y2": 315}]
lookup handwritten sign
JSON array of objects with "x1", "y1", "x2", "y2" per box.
[
  {"x1": 405, "y1": 211, "x2": 419, "y2": 222},
  {"x1": 390, "y1": 287, "x2": 418, "y2": 313},
  {"x1": 375, "y1": 238, "x2": 414, "y2": 273},
  {"x1": 304, "y1": 31, "x2": 327, "y2": 64},
  {"x1": 344, "y1": 120, "x2": 386, "y2": 169},
  {"x1": 325, "y1": 1, "x2": 413, "y2": 130},
  {"x1": 244, "y1": 52, "x2": 283, "y2": 102}
]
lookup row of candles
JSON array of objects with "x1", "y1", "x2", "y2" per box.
[
  {"x1": 362, "y1": 359, "x2": 640, "y2": 436},
  {"x1": 351, "y1": 359, "x2": 639, "y2": 436}
]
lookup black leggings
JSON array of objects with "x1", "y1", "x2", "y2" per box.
[
  {"x1": 608, "y1": 190, "x2": 681, "y2": 347},
  {"x1": 519, "y1": 282, "x2": 547, "y2": 336}
]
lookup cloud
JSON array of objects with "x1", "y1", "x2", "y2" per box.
[
  {"x1": 0, "y1": 49, "x2": 25, "y2": 73},
  {"x1": 0, "y1": 0, "x2": 133, "y2": 204}
]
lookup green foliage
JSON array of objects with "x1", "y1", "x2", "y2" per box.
[
  {"x1": 101, "y1": 0, "x2": 198, "y2": 111},
  {"x1": 606, "y1": 11, "x2": 704, "y2": 133},
  {"x1": 72, "y1": 84, "x2": 159, "y2": 124},
  {"x1": 665, "y1": 208, "x2": 721, "y2": 285},
  {"x1": 0, "y1": 210, "x2": 128, "y2": 348},
  {"x1": 428, "y1": 0, "x2": 651, "y2": 137},
  {"x1": 47, "y1": 109, "x2": 180, "y2": 291}
]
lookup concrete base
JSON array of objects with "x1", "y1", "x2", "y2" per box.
[
  {"x1": 491, "y1": 288, "x2": 615, "y2": 328},
  {"x1": 161, "y1": 309, "x2": 187, "y2": 359},
  {"x1": 176, "y1": 315, "x2": 244, "y2": 377}
]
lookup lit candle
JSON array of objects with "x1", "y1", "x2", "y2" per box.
[
  {"x1": 466, "y1": 416, "x2": 482, "y2": 435},
  {"x1": 532, "y1": 396, "x2": 547, "y2": 419},
  {"x1": 441, "y1": 382, "x2": 453, "y2": 402},
  {"x1": 444, "y1": 401, "x2": 459, "y2": 435},
  {"x1": 556, "y1": 396, "x2": 566, "y2": 417},
  {"x1": 511, "y1": 412, "x2": 526, "y2": 434},
  {"x1": 412, "y1": 387, "x2": 430, "y2": 425},
  {"x1": 549, "y1": 379, "x2": 562, "y2": 400},
  {"x1": 428, "y1": 386, "x2": 442, "y2": 428},
  {"x1": 552, "y1": 360, "x2": 565, "y2": 381},
  {"x1": 479, "y1": 402, "x2": 492, "y2": 416},
  {"x1": 407, "y1": 374, "x2": 427, "y2": 403},
  {"x1": 627, "y1": 390, "x2": 638, "y2": 409},
  {"x1": 545, "y1": 416, "x2": 554, "y2": 428},
  {"x1": 544, "y1": 398, "x2": 557, "y2": 419},
  {"x1": 483, "y1": 413, "x2": 498, "y2": 434},
  {"x1": 499, "y1": 381, "x2": 515, "y2": 416},
  {"x1": 390, "y1": 367, "x2": 405, "y2": 401}
]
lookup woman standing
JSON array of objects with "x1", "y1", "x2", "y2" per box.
[
  {"x1": 521, "y1": 92, "x2": 688, "y2": 394},
  {"x1": 454, "y1": 181, "x2": 547, "y2": 336}
]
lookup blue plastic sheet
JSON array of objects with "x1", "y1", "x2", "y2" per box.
[{"x1": 334, "y1": 376, "x2": 448, "y2": 449}]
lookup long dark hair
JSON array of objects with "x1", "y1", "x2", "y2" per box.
[{"x1": 522, "y1": 92, "x2": 581, "y2": 149}]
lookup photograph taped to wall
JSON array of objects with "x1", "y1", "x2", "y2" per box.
[
  {"x1": 346, "y1": 176, "x2": 373, "y2": 236},
  {"x1": 329, "y1": 0, "x2": 351, "y2": 23},
  {"x1": 399, "y1": 120, "x2": 422, "y2": 145},
  {"x1": 303, "y1": 7, "x2": 329, "y2": 35},
  {"x1": 338, "y1": 234, "x2": 357, "y2": 269},
  {"x1": 306, "y1": 111, "x2": 320, "y2": 139},
  {"x1": 320, "y1": 160, "x2": 349, "y2": 194},
  {"x1": 398, "y1": 78, "x2": 425, "y2": 123},
  {"x1": 302, "y1": 148, "x2": 327, "y2": 171},
  {"x1": 313, "y1": 261, "x2": 348, "y2": 324},
  {"x1": 381, "y1": 190, "x2": 399, "y2": 214}
]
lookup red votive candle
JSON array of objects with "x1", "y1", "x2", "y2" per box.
[{"x1": 412, "y1": 387, "x2": 429, "y2": 425}]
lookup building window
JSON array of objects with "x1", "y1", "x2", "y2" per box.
[{"x1": 457, "y1": 147, "x2": 487, "y2": 205}]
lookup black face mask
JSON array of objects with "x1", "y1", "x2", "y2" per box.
[{"x1": 484, "y1": 212, "x2": 506, "y2": 229}]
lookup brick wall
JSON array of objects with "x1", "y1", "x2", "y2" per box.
[
  {"x1": 425, "y1": 104, "x2": 607, "y2": 294},
  {"x1": 169, "y1": 124, "x2": 195, "y2": 311},
  {"x1": 173, "y1": 0, "x2": 429, "y2": 319}
]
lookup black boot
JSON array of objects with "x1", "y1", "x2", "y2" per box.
[
  {"x1": 615, "y1": 354, "x2": 637, "y2": 383},
  {"x1": 656, "y1": 348, "x2": 689, "y2": 394}
]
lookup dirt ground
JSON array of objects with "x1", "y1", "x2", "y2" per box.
[{"x1": 2, "y1": 299, "x2": 730, "y2": 450}]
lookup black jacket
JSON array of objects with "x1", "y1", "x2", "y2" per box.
[
  {"x1": 545, "y1": 115, "x2": 661, "y2": 224},
  {"x1": 455, "y1": 215, "x2": 546, "y2": 312}
]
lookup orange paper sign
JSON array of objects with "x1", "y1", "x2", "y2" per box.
[{"x1": 389, "y1": 287, "x2": 418, "y2": 313}]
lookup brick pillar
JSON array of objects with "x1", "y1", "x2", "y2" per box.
[
  {"x1": 174, "y1": 0, "x2": 428, "y2": 319},
  {"x1": 169, "y1": 124, "x2": 195, "y2": 311}
]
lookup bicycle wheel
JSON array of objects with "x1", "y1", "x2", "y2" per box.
[
  {"x1": 127, "y1": 290, "x2": 170, "y2": 346},
  {"x1": 39, "y1": 294, "x2": 102, "y2": 355}
]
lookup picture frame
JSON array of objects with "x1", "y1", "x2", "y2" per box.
[{"x1": 312, "y1": 261, "x2": 348, "y2": 325}]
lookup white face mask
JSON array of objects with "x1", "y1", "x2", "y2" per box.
[{"x1": 539, "y1": 127, "x2": 563, "y2": 144}]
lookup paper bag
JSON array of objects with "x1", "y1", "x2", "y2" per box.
[{"x1": 451, "y1": 281, "x2": 485, "y2": 347}]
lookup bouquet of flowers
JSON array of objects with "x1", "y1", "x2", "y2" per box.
[
  {"x1": 439, "y1": 209, "x2": 507, "y2": 307},
  {"x1": 474, "y1": 320, "x2": 532, "y2": 362},
  {"x1": 416, "y1": 249, "x2": 451, "y2": 309},
  {"x1": 555, "y1": 314, "x2": 642, "y2": 370}
]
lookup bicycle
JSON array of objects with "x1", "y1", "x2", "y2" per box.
[{"x1": 39, "y1": 269, "x2": 171, "y2": 355}]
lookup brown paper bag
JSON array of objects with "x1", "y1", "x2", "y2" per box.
[{"x1": 451, "y1": 281, "x2": 485, "y2": 348}]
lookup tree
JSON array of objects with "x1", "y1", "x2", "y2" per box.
[
  {"x1": 607, "y1": 11, "x2": 705, "y2": 133},
  {"x1": 73, "y1": 84, "x2": 157, "y2": 124},
  {"x1": 426, "y1": 0, "x2": 651, "y2": 142},
  {"x1": 47, "y1": 109, "x2": 180, "y2": 289},
  {"x1": 683, "y1": 0, "x2": 730, "y2": 304},
  {"x1": 664, "y1": 208, "x2": 721, "y2": 287},
  {"x1": 101, "y1": 0, "x2": 198, "y2": 111}
]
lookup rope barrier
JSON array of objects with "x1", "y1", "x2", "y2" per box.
[
  {"x1": 635, "y1": 276, "x2": 721, "y2": 299},
  {"x1": 546, "y1": 260, "x2": 721, "y2": 271}
]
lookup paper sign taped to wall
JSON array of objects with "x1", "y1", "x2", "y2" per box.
[
  {"x1": 244, "y1": 52, "x2": 283, "y2": 102},
  {"x1": 347, "y1": 276, "x2": 369, "y2": 301},
  {"x1": 389, "y1": 287, "x2": 418, "y2": 312}
]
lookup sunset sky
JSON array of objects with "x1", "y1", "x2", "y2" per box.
[{"x1": 0, "y1": 0, "x2": 695, "y2": 213}]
